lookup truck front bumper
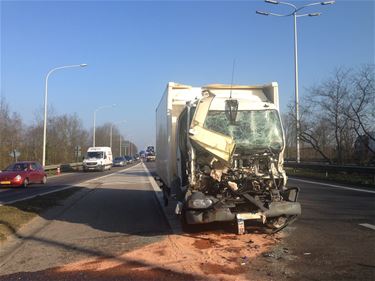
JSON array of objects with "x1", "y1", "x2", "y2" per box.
[{"x1": 185, "y1": 201, "x2": 301, "y2": 224}]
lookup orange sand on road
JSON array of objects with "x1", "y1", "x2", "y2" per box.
[{"x1": 53, "y1": 231, "x2": 282, "y2": 281}]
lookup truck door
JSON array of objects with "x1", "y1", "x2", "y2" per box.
[
  {"x1": 189, "y1": 91, "x2": 236, "y2": 164},
  {"x1": 176, "y1": 109, "x2": 189, "y2": 188}
]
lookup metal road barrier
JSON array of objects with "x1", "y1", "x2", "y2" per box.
[
  {"x1": 285, "y1": 162, "x2": 375, "y2": 184},
  {"x1": 44, "y1": 162, "x2": 83, "y2": 174}
]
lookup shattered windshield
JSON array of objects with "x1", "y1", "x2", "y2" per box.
[{"x1": 204, "y1": 110, "x2": 284, "y2": 152}]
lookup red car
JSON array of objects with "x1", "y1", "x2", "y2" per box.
[{"x1": 0, "y1": 161, "x2": 47, "y2": 188}]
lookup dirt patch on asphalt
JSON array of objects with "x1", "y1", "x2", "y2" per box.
[
  {"x1": 0, "y1": 231, "x2": 282, "y2": 280},
  {"x1": 0, "y1": 231, "x2": 282, "y2": 281}
]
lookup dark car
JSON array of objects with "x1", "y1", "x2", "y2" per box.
[
  {"x1": 124, "y1": 156, "x2": 133, "y2": 164},
  {"x1": 113, "y1": 156, "x2": 127, "y2": 167},
  {"x1": 0, "y1": 161, "x2": 47, "y2": 188}
]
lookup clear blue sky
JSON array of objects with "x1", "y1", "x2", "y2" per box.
[{"x1": 1, "y1": 0, "x2": 374, "y2": 150}]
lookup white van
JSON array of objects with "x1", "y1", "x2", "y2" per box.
[{"x1": 83, "y1": 147, "x2": 113, "y2": 171}]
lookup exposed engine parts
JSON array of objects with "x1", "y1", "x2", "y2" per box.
[{"x1": 184, "y1": 151, "x2": 301, "y2": 233}]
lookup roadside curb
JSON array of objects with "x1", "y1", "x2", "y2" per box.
[{"x1": 141, "y1": 162, "x2": 182, "y2": 234}]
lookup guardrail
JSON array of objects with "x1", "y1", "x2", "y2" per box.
[
  {"x1": 44, "y1": 162, "x2": 83, "y2": 174},
  {"x1": 284, "y1": 162, "x2": 375, "y2": 184}
]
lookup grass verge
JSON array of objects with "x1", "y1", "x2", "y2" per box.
[
  {"x1": 0, "y1": 187, "x2": 81, "y2": 242},
  {"x1": 285, "y1": 167, "x2": 375, "y2": 188}
]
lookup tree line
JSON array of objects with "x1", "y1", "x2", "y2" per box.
[
  {"x1": 0, "y1": 101, "x2": 138, "y2": 168},
  {"x1": 283, "y1": 64, "x2": 375, "y2": 165},
  {"x1": 1, "y1": 64, "x2": 373, "y2": 168}
]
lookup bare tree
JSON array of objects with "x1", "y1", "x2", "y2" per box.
[
  {"x1": 94, "y1": 123, "x2": 112, "y2": 148},
  {"x1": 281, "y1": 111, "x2": 295, "y2": 160},
  {"x1": 304, "y1": 67, "x2": 355, "y2": 164},
  {"x1": 286, "y1": 65, "x2": 374, "y2": 164},
  {"x1": 47, "y1": 114, "x2": 90, "y2": 164},
  {"x1": 0, "y1": 98, "x2": 24, "y2": 168},
  {"x1": 349, "y1": 64, "x2": 375, "y2": 151},
  {"x1": 285, "y1": 102, "x2": 333, "y2": 163}
]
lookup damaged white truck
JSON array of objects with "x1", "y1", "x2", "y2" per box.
[{"x1": 156, "y1": 82, "x2": 301, "y2": 234}]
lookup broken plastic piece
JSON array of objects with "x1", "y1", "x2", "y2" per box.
[
  {"x1": 175, "y1": 201, "x2": 183, "y2": 215},
  {"x1": 228, "y1": 181, "x2": 238, "y2": 191},
  {"x1": 237, "y1": 218, "x2": 245, "y2": 235}
]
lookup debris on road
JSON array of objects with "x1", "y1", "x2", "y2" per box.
[{"x1": 4, "y1": 232, "x2": 283, "y2": 281}]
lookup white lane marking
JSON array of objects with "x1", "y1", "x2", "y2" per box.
[
  {"x1": 289, "y1": 178, "x2": 375, "y2": 194},
  {"x1": 359, "y1": 223, "x2": 375, "y2": 231},
  {"x1": 0, "y1": 164, "x2": 141, "y2": 206},
  {"x1": 83, "y1": 163, "x2": 141, "y2": 183}
]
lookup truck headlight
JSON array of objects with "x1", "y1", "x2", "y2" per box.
[{"x1": 188, "y1": 198, "x2": 213, "y2": 209}]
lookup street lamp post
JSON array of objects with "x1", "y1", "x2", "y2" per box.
[
  {"x1": 92, "y1": 104, "x2": 116, "y2": 147},
  {"x1": 119, "y1": 135, "x2": 122, "y2": 156},
  {"x1": 256, "y1": 0, "x2": 334, "y2": 163},
  {"x1": 42, "y1": 64, "x2": 87, "y2": 167},
  {"x1": 110, "y1": 120, "x2": 126, "y2": 149}
]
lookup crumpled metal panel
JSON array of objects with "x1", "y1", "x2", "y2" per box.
[
  {"x1": 189, "y1": 91, "x2": 236, "y2": 163},
  {"x1": 189, "y1": 126, "x2": 236, "y2": 163}
]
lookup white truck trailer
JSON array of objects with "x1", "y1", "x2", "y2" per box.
[{"x1": 156, "y1": 82, "x2": 301, "y2": 233}]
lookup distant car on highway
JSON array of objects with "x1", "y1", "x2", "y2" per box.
[
  {"x1": 0, "y1": 161, "x2": 47, "y2": 188},
  {"x1": 124, "y1": 156, "x2": 133, "y2": 164},
  {"x1": 146, "y1": 146, "x2": 156, "y2": 162},
  {"x1": 113, "y1": 156, "x2": 127, "y2": 167}
]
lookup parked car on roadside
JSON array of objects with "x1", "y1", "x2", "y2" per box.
[
  {"x1": 0, "y1": 161, "x2": 47, "y2": 188},
  {"x1": 113, "y1": 156, "x2": 127, "y2": 167}
]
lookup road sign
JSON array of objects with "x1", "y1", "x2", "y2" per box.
[
  {"x1": 74, "y1": 146, "x2": 81, "y2": 158},
  {"x1": 9, "y1": 150, "x2": 21, "y2": 158}
]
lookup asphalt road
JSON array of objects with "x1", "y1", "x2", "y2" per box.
[
  {"x1": 250, "y1": 177, "x2": 375, "y2": 281},
  {"x1": 0, "y1": 161, "x2": 374, "y2": 280},
  {"x1": 0, "y1": 163, "x2": 139, "y2": 205},
  {"x1": 0, "y1": 162, "x2": 171, "y2": 278}
]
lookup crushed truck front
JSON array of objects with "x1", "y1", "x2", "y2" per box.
[
  {"x1": 176, "y1": 83, "x2": 301, "y2": 233},
  {"x1": 156, "y1": 82, "x2": 301, "y2": 234}
]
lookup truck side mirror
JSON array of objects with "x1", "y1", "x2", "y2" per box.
[{"x1": 225, "y1": 99, "x2": 238, "y2": 124}]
